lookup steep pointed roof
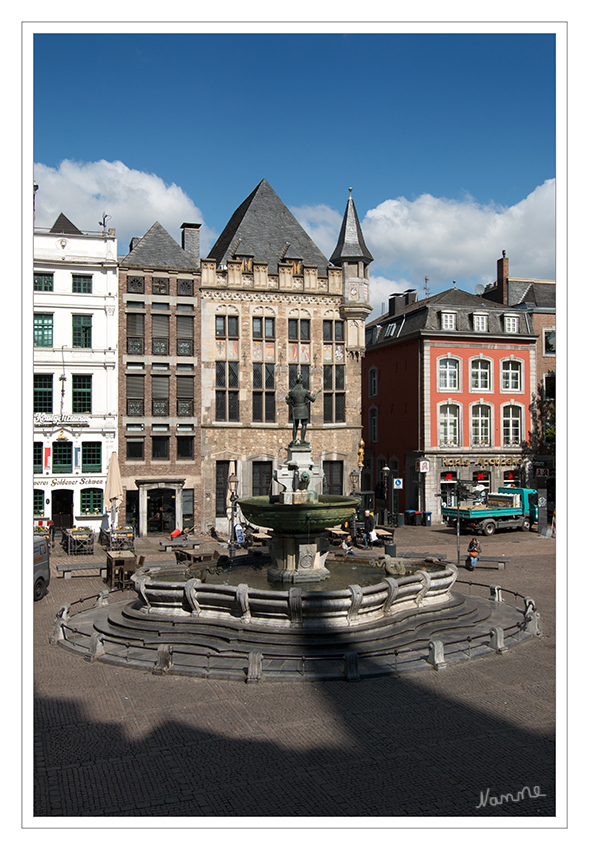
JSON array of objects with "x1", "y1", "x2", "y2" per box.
[
  {"x1": 120, "y1": 221, "x2": 198, "y2": 271},
  {"x1": 207, "y1": 179, "x2": 330, "y2": 275},
  {"x1": 330, "y1": 189, "x2": 373, "y2": 266},
  {"x1": 49, "y1": 213, "x2": 82, "y2": 235}
]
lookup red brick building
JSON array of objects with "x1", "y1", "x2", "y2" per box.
[
  {"x1": 117, "y1": 222, "x2": 202, "y2": 536},
  {"x1": 362, "y1": 287, "x2": 538, "y2": 522}
]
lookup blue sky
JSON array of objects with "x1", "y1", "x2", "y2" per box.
[{"x1": 33, "y1": 30, "x2": 557, "y2": 316}]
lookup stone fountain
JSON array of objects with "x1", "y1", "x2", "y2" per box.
[{"x1": 53, "y1": 377, "x2": 542, "y2": 681}]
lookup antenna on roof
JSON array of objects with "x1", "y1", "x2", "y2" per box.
[
  {"x1": 424, "y1": 276, "x2": 430, "y2": 298},
  {"x1": 99, "y1": 212, "x2": 111, "y2": 232},
  {"x1": 452, "y1": 280, "x2": 457, "y2": 289}
]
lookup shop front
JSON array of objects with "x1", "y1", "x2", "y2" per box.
[
  {"x1": 133, "y1": 479, "x2": 186, "y2": 537},
  {"x1": 422, "y1": 451, "x2": 526, "y2": 522}
]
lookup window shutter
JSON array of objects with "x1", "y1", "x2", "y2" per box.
[
  {"x1": 177, "y1": 315, "x2": 193, "y2": 338},
  {"x1": 152, "y1": 314, "x2": 169, "y2": 337},
  {"x1": 152, "y1": 376, "x2": 169, "y2": 398},
  {"x1": 126, "y1": 375, "x2": 144, "y2": 398},
  {"x1": 177, "y1": 376, "x2": 194, "y2": 398}
]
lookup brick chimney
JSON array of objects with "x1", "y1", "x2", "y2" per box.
[
  {"x1": 181, "y1": 222, "x2": 201, "y2": 265},
  {"x1": 497, "y1": 250, "x2": 509, "y2": 305}
]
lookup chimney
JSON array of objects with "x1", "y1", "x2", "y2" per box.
[
  {"x1": 497, "y1": 250, "x2": 509, "y2": 305},
  {"x1": 181, "y1": 222, "x2": 201, "y2": 265},
  {"x1": 388, "y1": 293, "x2": 404, "y2": 316},
  {"x1": 404, "y1": 288, "x2": 417, "y2": 306}
]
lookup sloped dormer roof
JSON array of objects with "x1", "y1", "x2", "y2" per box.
[
  {"x1": 207, "y1": 179, "x2": 330, "y2": 275},
  {"x1": 120, "y1": 222, "x2": 198, "y2": 271},
  {"x1": 330, "y1": 188, "x2": 373, "y2": 266}
]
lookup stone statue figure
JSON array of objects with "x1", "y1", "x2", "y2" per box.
[{"x1": 285, "y1": 374, "x2": 320, "y2": 444}]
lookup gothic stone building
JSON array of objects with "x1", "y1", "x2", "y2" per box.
[
  {"x1": 117, "y1": 180, "x2": 373, "y2": 536},
  {"x1": 200, "y1": 180, "x2": 372, "y2": 535},
  {"x1": 117, "y1": 221, "x2": 202, "y2": 536}
]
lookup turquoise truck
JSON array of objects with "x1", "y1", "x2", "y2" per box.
[{"x1": 441, "y1": 487, "x2": 538, "y2": 536}]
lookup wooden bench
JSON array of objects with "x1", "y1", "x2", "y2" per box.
[
  {"x1": 159, "y1": 538, "x2": 203, "y2": 552},
  {"x1": 56, "y1": 563, "x2": 108, "y2": 580}
]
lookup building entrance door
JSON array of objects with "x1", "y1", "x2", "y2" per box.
[
  {"x1": 146, "y1": 488, "x2": 176, "y2": 534},
  {"x1": 52, "y1": 489, "x2": 74, "y2": 529}
]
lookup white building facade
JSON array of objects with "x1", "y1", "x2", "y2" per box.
[{"x1": 33, "y1": 214, "x2": 119, "y2": 533}]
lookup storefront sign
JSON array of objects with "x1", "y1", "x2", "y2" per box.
[
  {"x1": 441, "y1": 456, "x2": 523, "y2": 467},
  {"x1": 416, "y1": 460, "x2": 430, "y2": 473},
  {"x1": 33, "y1": 478, "x2": 104, "y2": 487},
  {"x1": 34, "y1": 413, "x2": 89, "y2": 427}
]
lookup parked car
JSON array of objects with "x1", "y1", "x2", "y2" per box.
[{"x1": 34, "y1": 534, "x2": 50, "y2": 601}]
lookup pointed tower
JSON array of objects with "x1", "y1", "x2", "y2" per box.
[{"x1": 330, "y1": 188, "x2": 373, "y2": 353}]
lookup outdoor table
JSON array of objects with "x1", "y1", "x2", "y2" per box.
[
  {"x1": 107, "y1": 527, "x2": 135, "y2": 553},
  {"x1": 105, "y1": 550, "x2": 137, "y2": 589},
  {"x1": 251, "y1": 531, "x2": 271, "y2": 544},
  {"x1": 62, "y1": 528, "x2": 95, "y2": 556}
]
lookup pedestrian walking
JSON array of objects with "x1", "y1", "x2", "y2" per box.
[
  {"x1": 466, "y1": 537, "x2": 481, "y2": 571},
  {"x1": 363, "y1": 510, "x2": 376, "y2": 549}
]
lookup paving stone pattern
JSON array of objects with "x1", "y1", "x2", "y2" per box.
[{"x1": 34, "y1": 524, "x2": 556, "y2": 819}]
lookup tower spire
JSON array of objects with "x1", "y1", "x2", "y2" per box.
[{"x1": 330, "y1": 189, "x2": 373, "y2": 267}]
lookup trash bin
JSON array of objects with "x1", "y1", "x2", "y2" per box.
[
  {"x1": 422, "y1": 511, "x2": 432, "y2": 527},
  {"x1": 385, "y1": 543, "x2": 397, "y2": 558},
  {"x1": 396, "y1": 513, "x2": 405, "y2": 528},
  {"x1": 405, "y1": 510, "x2": 415, "y2": 525},
  {"x1": 414, "y1": 512, "x2": 422, "y2": 526}
]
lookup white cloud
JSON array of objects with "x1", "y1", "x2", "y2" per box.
[
  {"x1": 293, "y1": 180, "x2": 555, "y2": 321},
  {"x1": 288, "y1": 203, "x2": 342, "y2": 259},
  {"x1": 363, "y1": 179, "x2": 556, "y2": 289},
  {"x1": 33, "y1": 159, "x2": 217, "y2": 256}
]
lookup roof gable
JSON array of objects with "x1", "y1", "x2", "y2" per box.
[
  {"x1": 207, "y1": 179, "x2": 330, "y2": 275},
  {"x1": 120, "y1": 222, "x2": 197, "y2": 271},
  {"x1": 49, "y1": 213, "x2": 82, "y2": 235}
]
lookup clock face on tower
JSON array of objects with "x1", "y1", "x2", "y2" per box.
[{"x1": 350, "y1": 284, "x2": 358, "y2": 299}]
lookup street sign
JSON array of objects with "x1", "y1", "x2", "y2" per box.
[{"x1": 393, "y1": 478, "x2": 403, "y2": 489}]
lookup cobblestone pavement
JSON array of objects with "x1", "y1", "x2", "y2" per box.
[{"x1": 31, "y1": 524, "x2": 558, "y2": 821}]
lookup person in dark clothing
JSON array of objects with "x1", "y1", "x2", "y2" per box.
[
  {"x1": 363, "y1": 510, "x2": 376, "y2": 549},
  {"x1": 466, "y1": 537, "x2": 481, "y2": 570}
]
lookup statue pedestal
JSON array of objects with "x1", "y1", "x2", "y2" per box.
[{"x1": 267, "y1": 532, "x2": 330, "y2": 584}]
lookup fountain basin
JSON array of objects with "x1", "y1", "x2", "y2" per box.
[
  {"x1": 132, "y1": 560, "x2": 458, "y2": 627},
  {"x1": 237, "y1": 494, "x2": 359, "y2": 535}
]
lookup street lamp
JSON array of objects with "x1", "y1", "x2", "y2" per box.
[
  {"x1": 382, "y1": 465, "x2": 390, "y2": 526},
  {"x1": 228, "y1": 472, "x2": 239, "y2": 561}
]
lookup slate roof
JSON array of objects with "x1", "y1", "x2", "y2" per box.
[
  {"x1": 515, "y1": 282, "x2": 556, "y2": 308},
  {"x1": 366, "y1": 288, "x2": 537, "y2": 346},
  {"x1": 330, "y1": 189, "x2": 373, "y2": 265},
  {"x1": 49, "y1": 213, "x2": 82, "y2": 235},
  {"x1": 207, "y1": 179, "x2": 330, "y2": 276},
  {"x1": 119, "y1": 222, "x2": 198, "y2": 271}
]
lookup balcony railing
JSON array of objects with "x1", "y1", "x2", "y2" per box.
[
  {"x1": 152, "y1": 399, "x2": 170, "y2": 416},
  {"x1": 127, "y1": 337, "x2": 145, "y2": 354},
  {"x1": 152, "y1": 338, "x2": 169, "y2": 355}
]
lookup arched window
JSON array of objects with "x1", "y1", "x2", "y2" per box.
[
  {"x1": 501, "y1": 358, "x2": 523, "y2": 392},
  {"x1": 470, "y1": 359, "x2": 492, "y2": 391},
  {"x1": 439, "y1": 403, "x2": 460, "y2": 447},
  {"x1": 502, "y1": 405, "x2": 523, "y2": 446},
  {"x1": 438, "y1": 357, "x2": 460, "y2": 391},
  {"x1": 471, "y1": 404, "x2": 492, "y2": 447}
]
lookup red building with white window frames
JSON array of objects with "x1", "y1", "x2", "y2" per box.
[{"x1": 362, "y1": 287, "x2": 537, "y2": 523}]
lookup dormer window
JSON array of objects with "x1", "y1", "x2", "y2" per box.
[
  {"x1": 504, "y1": 314, "x2": 519, "y2": 333},
  {"x1": 237, "y1": 256, "x2": 253, "y2": 272},
  {"x1": 441, "y1": 311, "x2": 456, "y2": 330},
  {"x1": 473, "y1": 313, "x2": 488, "y2": 332}
]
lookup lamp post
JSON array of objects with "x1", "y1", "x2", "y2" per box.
[
  {"x1": 350, "y1": 469, "x2": 359, "y2": 544},
  {"x1": 228, "y1": 472, "x2": 238, "y2": 562},
  {"x1": 382, "y1": 465, "x2": 390, "y2": 526}
]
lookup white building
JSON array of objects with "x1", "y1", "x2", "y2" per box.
[{"x1": 33, "y1": 213, "x2": 119, "y2": 533}]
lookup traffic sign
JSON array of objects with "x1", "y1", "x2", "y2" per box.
[{"x1": 393, "y1": 478, "x2": 403, "y2": 489}]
